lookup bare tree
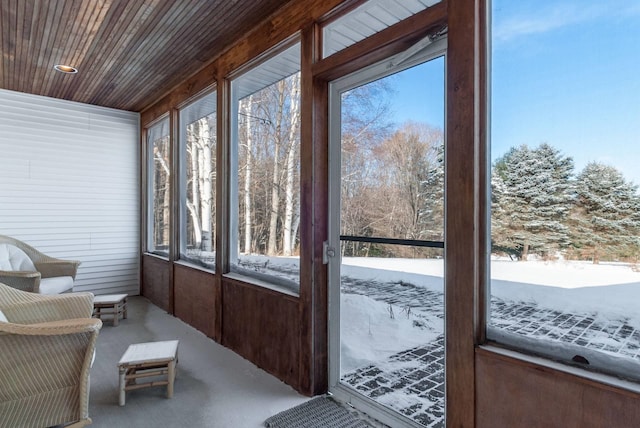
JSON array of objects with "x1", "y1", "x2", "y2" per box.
[
  {"x1": 267, "y1": 81, "x2": 286, "y2": 255},
  {"x1": 242, "y1": 96, "x2": 254, "y2": 254},
  {"x1": 339, "y1": 80, "x2": 395, "y2": 256},
  {"x1": 237, "y1": 72, "x2": 301, "y2": 258},
  {"x1": 374, "y1": 122, "x2": 444, "y2": 246},
  {"x1": 283, "y1": 74, "x2": 300, "y2": 256},
  {"x1": 185, "y1": 117, "x2": 215, "y2": 251},
  {"x1": 153, "y1": 137, "x2": 171, "y2": 250}
]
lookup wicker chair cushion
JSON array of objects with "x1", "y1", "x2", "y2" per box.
[
  {"x1": 0, "y1": 244, "x2": 36, "y2": 271},
  {"x1": 39, "y1": 276, "x2": 75, "y2": 295}
]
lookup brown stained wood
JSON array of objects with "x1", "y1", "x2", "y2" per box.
[
  {"x1": 477, "y1": 0, "x2": 489, "y2": 343},
  {"x1": 316, "y1": 0, "x2": 364, "y2": 26},
  {"x1": 141, "y1": 0, "x2": 345, "y2": 125},
  {"x1": 221, "y1": 278, "x2": 301, "y2": 390},
  {"x1": 120, "y1": 2, "x2": 238, "y2": 108},
  {"x1": 299, "y1": 25, "x2": 313, "y2": 394},
  {"x1": 445, "y1": 0, "x2": 478, "y2": 427},
  {"x1": 141, "y1": 254, "x2": 171, "y2": 312},
  {"x1": 13, "y1": 0, "x2": 25, "y2": 92},
  {"x1": 476, "y1": 349, "x2": 640, "y2": 428},
  {"x1": 93, "y1": 1, "x2": 210, "y2": 107},
  {"x1": 43, "y1": 0, "x2": 81, "y2": 97},
  {"x1": 167, "y1": 107, "x2": 179, "y2": 316},
  {"x1": 141, "y1": 64, "x2": 218, "y2": 127},
  {"x1": 173, "y1": 264, "x2": 217, "y2": 339},
  {"x1": 0, "y1": 0, "x2": 292, "y2": 111},
  {"x1": 63, "y1": 1, "x2": 109, "y2": 78},
  {"x1": 309, "y1": 76, "x2": 331, "y2": 396},
  {"x1": 311, "y1": 1, "x2": 447, "y2": 81},
  {"x1": 298, "y1": 24, "x2": 328, "y2": 396},
  {"x1": 214, "y1": 81, "x2": 229, "y2": 342},
  {"x1": 32, "y1": 0, "x2": 64, "y2": 95},
  {"x1": 78, "y1": 1, "x2": 161, "y2": 104}
]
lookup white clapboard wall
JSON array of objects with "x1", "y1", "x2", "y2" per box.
[{"x1": 0, "y1": 89, "x2": 140, "y2": 296}]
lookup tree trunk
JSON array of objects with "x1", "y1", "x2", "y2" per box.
[
  {"x1": 283, "y1": 74, "x2": 300, "y2": 256},
  {"x1": 154, "y1": 143, "x2": 171, "y2": 249},
  {"x1": 267, "y1": 81, "x2": 285, "y2": 255},
  {"x1": 291, "y1": 209, "x2": 300, "y2": 254},
  {"x1": 188, "y1": 139, "x2": 202, "y2": 247},
  {"x1": 521, "y1": 242, "x2": 529, "y2": 261},
  {"x1": 197, "y1": 118, "x2": 213, "y2": 251},
  {"x1": 243, "y1": 96, "x2": 253, "y2": 254}
]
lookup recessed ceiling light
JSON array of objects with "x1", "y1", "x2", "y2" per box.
[{"x1": 54, "y1": 64, "x2": 78, "y2": 74}]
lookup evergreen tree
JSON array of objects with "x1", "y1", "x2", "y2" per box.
[
  {"x1": 571, "y1": 162, "x2": 640, "y2": 263},
  {"x1": 491, "y1": 166, "x2": 515, "y2": 257},
  {"x1": 491, "y1": 143, "x2": 574, "y2": 260},
  {"x1": 420, "y1": 140, "x2": 444, "y2": 243}
]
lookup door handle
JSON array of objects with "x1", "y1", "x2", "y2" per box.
[{"x1": 323, "y1": 241, "x2": 336, "y2": 264}]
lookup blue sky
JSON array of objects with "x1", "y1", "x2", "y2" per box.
[
  {"x1": 390, "y1": 57, "x2": 445, "y2": 131},
  {"x1": 387, "y1": 0, "x2": 640, "y2": 186}
]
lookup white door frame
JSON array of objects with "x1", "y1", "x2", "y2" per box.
[{"x1": 327, "y1": 37, "x2": 447, "y2": 428}]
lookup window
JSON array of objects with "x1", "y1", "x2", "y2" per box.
[
  {"x1": 146, "y1": 117, "x2": 171, "y2": 257},
  {"x1": 229, "y1": 42, "x2": 301, "y2": 293},
  {"x1": 322, "y1": 0, "x2": 441, "y2": 58},
  {"x1": 489, "y1": 1, "x2": 640, "y2": 381},
  {"x1": 179, "y1": 92, "x2": 217, "y2": 270}
]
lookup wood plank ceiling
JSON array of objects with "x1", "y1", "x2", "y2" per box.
[{"x1": 0, "y1": 0, "x2": 292, "y2": 112}]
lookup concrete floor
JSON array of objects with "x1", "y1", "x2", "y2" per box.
[{"x1": 88, "y1": 296, "x2": 310, "y2": 428}]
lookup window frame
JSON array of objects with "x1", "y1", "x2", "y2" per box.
[
  {"x1": 227, "y1": 36, "x2": 303, "y2": 295},
  {"x1": 145, "y1": 115, "x2": 171, "y2": 258}
]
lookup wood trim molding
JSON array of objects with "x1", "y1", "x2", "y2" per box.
[
  {"x1": 315, "y1": 0, "x2": 365, "y2": 26},
  {"x1": 476, "y1": 0, "x2": 489, "y2": 343},
  {"x1": 445, "y1": 0, "x2": 482, "y2": 426},
  {"x1": 311, "y1": 1, "x2": 447, "y2": 81},
  {"x1": 298, "y1": 23, "x2": 329, "y2": 396}
]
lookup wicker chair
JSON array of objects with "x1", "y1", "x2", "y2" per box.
[
  {"x1": 0, "y1": 234, "x2": 80, "y2": 294},
  {"x1": 0, "y1": 282, "x2": 102, "y2": 428}
]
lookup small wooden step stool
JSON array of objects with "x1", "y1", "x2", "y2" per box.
[
  {"x1": 93, "y1": 293, "x2": 128, "y2": 326},
  {"x1": 117, "y1": 340, "x2": 179, "y2": 406}
]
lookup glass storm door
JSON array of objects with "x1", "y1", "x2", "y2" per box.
[{"x1": 327, "y1": 38, "x2": 447, "y2": 428}]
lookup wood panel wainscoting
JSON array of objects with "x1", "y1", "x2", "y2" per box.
[
  {"x1": 141, "y1": 255, "x2": 171, "y2": 313},
  {"x1": 142, "y1": 259, "x2": 301, "y2": 389},
  {"x1": 173, "y1": 264, "x2": 219, "y2": 340},
  {"x1": 476, "y1": 348, "x2": 640, "y2": 428},
  {"x1": 221, "y1": 278, "x2": 301, "y2": 389}
]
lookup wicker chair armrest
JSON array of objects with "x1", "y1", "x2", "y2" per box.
[
  {"x1": 0, "y1": 317, "x2": 101, "y2": 427},
  {"x1": 0, "y1": 270, "x2": 41, "y2": 292},
  {"x1": 0, "y1": 317, "x2": 102, "y2": 335},
  {"x1": 35, "y1": 260, "x2": 80, "y2": 279},
  {"x1": 2, "y1": 292, "x2": 95, "y2": 324}
]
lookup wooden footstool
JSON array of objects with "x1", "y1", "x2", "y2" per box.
[
  {"x1": 118, "y1": 340, "x2": 179, "y2": 406},
  {"x1": 93, "y1": 294, "x2": 128, "y2": 326}
]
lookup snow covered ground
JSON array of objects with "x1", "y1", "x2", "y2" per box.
[
  {"x1": 340, "y1": 293, "x2": 441, "y2": 374},
  {"x1": 339, "y1": 256, "x2": 640, "y2": 427},
  {"x1": 340, "y1": 255, "x2": 640, "y2": 367}
]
